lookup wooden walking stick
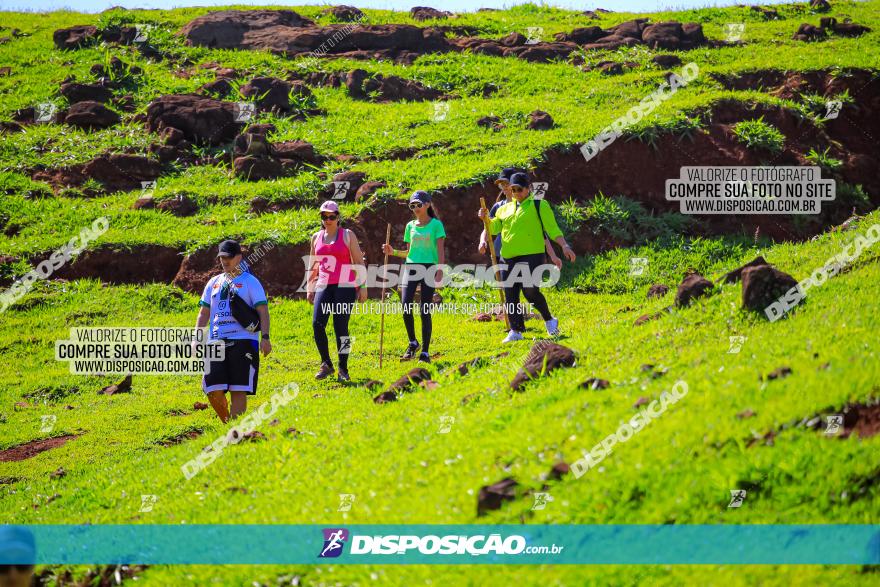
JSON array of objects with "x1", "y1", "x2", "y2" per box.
[
  {"x1": 379, "y1": 223, "x2": 391, "y2": 369},
  {"x1": 480, "y1": 197, "x2": 509, "y2": 329}
]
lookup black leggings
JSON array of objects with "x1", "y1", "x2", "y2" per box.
[
  {"x1": 503, "y1": 253, "x2": 553, "y2": 333},
  {"x1": 313, "y1": 284, "x2": 357, "y2": 370},
  {"x1": 401, "y1": 263, "x2": 436, "y2": 354}
]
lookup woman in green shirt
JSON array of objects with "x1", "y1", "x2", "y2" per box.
[{"x1": 382, "y1": 191, "x2": 446, "y2": 363}]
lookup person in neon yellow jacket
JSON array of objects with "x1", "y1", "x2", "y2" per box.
[{"x1": 478, "y1": 172, "x2": 576, "y2": 342}]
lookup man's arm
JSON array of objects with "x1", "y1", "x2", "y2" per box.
[
  {"x1": 541, "y1": 203, "x2": 575, "y2": 261},
  {"x1": 195, "y1": 306, "x2": 209, "y2": 329},
  {"x1": 256, "y1": 304, "x2": 271, "y2": 356}
]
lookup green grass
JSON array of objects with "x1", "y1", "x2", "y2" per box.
[
  {"x1": 0, "y1": 2, "x2": 878, "y2": 256},
  {"x1": 2, "y1": 211, "x2": 879, "y2": 585},
  {"x1": 732, "y1": 117, "x2": 786, "y2": 153}
]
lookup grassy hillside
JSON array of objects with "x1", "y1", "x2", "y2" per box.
[
  {"x1": 0, "y1": 2, "x2": 878, "y2": 255},
  {"x1": 0, "y1": 2, "x2": 878, "y2": 585}
]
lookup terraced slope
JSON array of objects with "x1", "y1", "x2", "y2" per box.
[{"x1": 0, "y1": 2, "x2": 878, "y2": 586}]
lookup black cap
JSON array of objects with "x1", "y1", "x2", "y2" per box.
[
  {"x1": 217, "y1": 240, "x2": 242, "y2": 258},
  {"x1": 494, "y1": 167, "x2": 524, "y2": 185},
  {"x1": 409, "y1": 190, "x2": 431, "y2": 204},
  {"x1": 509, "y1": 172, "x2": 530, "y2": 188}
]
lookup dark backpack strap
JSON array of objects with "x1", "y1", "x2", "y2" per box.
[{"x1": 535, "y1": 199, "x2": 548, "y2": 239}]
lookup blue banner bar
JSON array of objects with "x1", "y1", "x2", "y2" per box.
[{"x1": 1, "y1": 525, "x2": 877, "y2": 565}]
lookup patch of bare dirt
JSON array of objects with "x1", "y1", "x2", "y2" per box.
[{"x1": 0, "y1": 433, "x2": 82, "y2": 462}]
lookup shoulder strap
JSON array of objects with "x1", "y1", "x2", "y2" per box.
[{"x1": 534, "y1": 199, "x2": 548, "y2": 239}]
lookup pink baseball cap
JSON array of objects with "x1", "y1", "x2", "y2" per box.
[{"x1": 319, "y1": 201, "x2": 340, "y2": 213}]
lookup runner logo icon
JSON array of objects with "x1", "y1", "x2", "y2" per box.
[{"x1": 319, "y1": 528, "x2": 349, "y2": 558}]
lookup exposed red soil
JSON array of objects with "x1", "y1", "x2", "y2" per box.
[
  {"x1": 157, "y1": 428, "x2": 203, "y2": 447},
  {"x1": 33, "y1": 244, "x2": 183, "y2": 285},
  {"x1": 816, "y1": 401, "x2": 880, "y2": 439},
  {"x1": 172, "y1": 241, "x2": 312, "y2": 297},
  {"x1": 0, "y1": 433, "x2": 82, "y2": 462}
]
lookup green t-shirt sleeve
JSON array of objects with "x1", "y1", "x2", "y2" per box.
[
  {"x1": 433, "y1": 219, "x2": 446, "y2": 240},
  {"x1": 540, "y1": 201, "x2": 563, "y2": 240},
  {"x1": 488, "y1": 211, "x2": 502, "y2": 235},
  {"x1": 403, "y1": 222, "x2": 412, "y2": 244}
]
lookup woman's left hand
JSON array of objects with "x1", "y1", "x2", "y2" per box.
[
  {"x1": 550, "y1": 254, "x2": 562, "y2": 269},
  {"x1": 357, "y1": 287, "x2": 368, "y2": 303},
  {"x1": 260, "y1": 338, "x2": 272, "y2": 357},
  {"x1": 562, "y1": 245, "x2": 576, "y2": 262}
]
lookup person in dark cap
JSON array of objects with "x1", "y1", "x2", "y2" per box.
[
  {"x1": 382, "y1": 191, "x2": 446, "y2": 363},
  {"x1": 194, "y1": 239, "x2": 271, "y2": 422},
  {"x1": 479, "y1": 173, "x2": 575, "y2": 342},
  {"x1": 478, "y1": 167, "x2": 561, "y2": 274}
]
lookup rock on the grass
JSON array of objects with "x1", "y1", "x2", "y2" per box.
[
  {"x1": 547, "y1": 462, "x2": 570, "y2": 480},
  {"x1": 580, "y1": 377, "x2": 610, "y2": 390},
  {"x1": 766, "y1": 366, "x2": 792, "y2": 380},
  {"x1": 64, "y1": 101, "x2": 120, "y2": 130},
  {"x1": 722, "y1": 256, "x2": 768, "y2": 284},
  {"x1": 355, "y1": 180, "x2": 386, "y2": 201},
  {"x1": 388, "y1": 367, "x2": 432, "y2": 393},
  {"x1": 179, "y1": 9, "x2": 315, "y2": 49},
  {"x1": 100, "y1": 374, "x2": 132, "y2": 395},
  {"x1": 510, "y1": 342, "x2": 576, "y2": 391},
  {"x1": 199, "y1": 78, "x2": 234, "y2": 97},
  {"x1": 325, "y1": 171, "x2": 367, "y2": 200},
  {"x1": 324, "y1": 5, "x2": 364, "y2": 22},
  {"x1": 642, "y1": 22, "x2": 684, "y2": 49},
  {"x1": 556, "y1": 26, "x2": 605, "y2": 43},
  {"x1": 410, "y1": 6, "x2": 450, "y2": 20},
  {"x1": 674, "y1": 272, "x2": 715, "y2": 308},
  {"x1": 60, "y1": 82, "x2": 113, "y2": 104},
  {"x1": 53, "y1": 25, "x2": 98, "y2": 50},
  {"x1": 373, "y1": 369, "x2": 432, "y2": 403},
  {"x1": 233, "y1": 156, "x2": 285, "y2": 181},
  {"x1": 82, "y1": 154, "x2": 161, "y2": 192},
  {"x1": 477, "y1": 477, "x2": 518, "y2": 515},
  {"x1": 271, "y1": 140, "x2": 322, "y2": 166},
  {"x1": 240, "y1": 76, "x2": 301, "y2": 113},
  {"x1": 234, "y1": 131, "x2": 271, "y2": 159},
  {"x1": 646, "y1": 283, "x2": 669, "y2": 299},
  {"x1": 527, "y1": 110, "x2": 554, "y2": 130},
  {"x1": 345, "y1": 69, "x2": 445, "y2": 102},
  {"x1": 740, "y1": 264, "x2": 798, "y2": 315},
  {"x1": 477, "y1": 115, "x2": 504, "y2": 131},
  {"x1": 609, "y1": 19, "x2": 649, "y2": 39},
  {"x1": 373, "y1": 390, "x2": 397, "y2": 404},
  {"x1": 156, "y1": 194, "x2": 198, "y2": 217},
  {"x1": 810, "y1": 0, "x2": 831, "y2": 12},
  {"x1": 822, "y1": 18, "x2": 871, "y2": 37},
  {"x1": 793, "y1": 23, "x2": 826, "y2": 41},
  {"x1": 145, "y1": 94, "x2": 243, "y2": 146},
  {"x1": 652, "y1": 54, "x2": 682, "y2": 68}
]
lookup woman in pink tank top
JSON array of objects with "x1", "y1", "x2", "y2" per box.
[{"x1": 306, "y1": 201, "x2": 367, "y2": 382}]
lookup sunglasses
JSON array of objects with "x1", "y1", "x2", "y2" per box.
[
  {"x1": 320, "y1": 214, "x2": 338, "y2": 221},
  {"x1": 408, "y1": 202, "x2": 424, "y2": 210}
]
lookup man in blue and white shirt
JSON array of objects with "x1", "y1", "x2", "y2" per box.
[{"x1": 195, "y1": 240, "x2": 271, "y2": 422}]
